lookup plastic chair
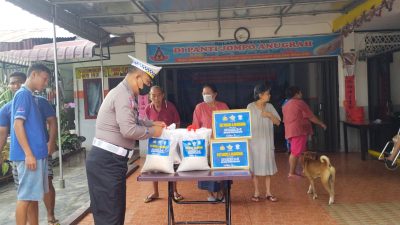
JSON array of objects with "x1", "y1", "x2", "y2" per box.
[{"x1": 378, "y1": 128, "x2": 400, "y2": 169}]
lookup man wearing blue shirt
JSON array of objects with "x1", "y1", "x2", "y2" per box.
[
  {"x1": 7, "y1": 65, "x2": 53, "y2": 225},
  {"x1": 0, "y1": 71, "x2": 58, "y2": 225}
]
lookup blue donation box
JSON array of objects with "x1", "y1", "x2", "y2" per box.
[
  {"x1": 212, "y1": 109, "x2": 252, "y2": 139},
  {"x1": 210, "y1": 139, "x2": 249, "y2": 169}
]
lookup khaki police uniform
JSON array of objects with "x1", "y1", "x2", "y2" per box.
[{"x1": 86, "y1": 79, "x2": 154, "y2": 225}]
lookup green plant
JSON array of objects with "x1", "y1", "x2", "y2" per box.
[
  {"x1": 0, "y1": 89, "x2": 12, "y2": 108},
  {"x1": 58, "y1": 107, "x2": 86, "y2": 152},
  {"x1": 1, "y1": 163, "x2": 10, "y2": 176},
  {"x1": 1, "y1": 143, "x2": 10, "y2": 176},
  {"x1": 0, "y1": 85, "x2": 12, "y2": 176}
]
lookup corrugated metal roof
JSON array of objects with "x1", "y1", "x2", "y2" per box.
[
  {"x1": 0, "y1": 28, "x2": 76, "y2": 42},
  {"x1": 7, "y1": 0, "x2": 364, "y2": 43},
  {"x1": 0, "y1": 37, "x2": 76, "y2": 52},
  {"x1": 0, "y1": 39, "x2": 97, "y2": 65}
]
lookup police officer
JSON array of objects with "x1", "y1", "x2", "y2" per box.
[{"x1": 86, "y1": 56, "x2": 165, "y2": 225}]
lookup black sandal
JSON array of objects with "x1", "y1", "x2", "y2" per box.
[{"x1": 48, "y1": 219, "x2": 60, "y2": 225}]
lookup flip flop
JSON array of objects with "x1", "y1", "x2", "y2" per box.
[
  {"x1": 266, "y1": 195, "x2": 278, "y2": 202},
  {"x1": 144, "y1": 194, "x2": 159, "y2": 203},
  {"x1": 251, "y1": 196, "x2": 261, "y2": 202},
  {"x1": 48, "y1": 219, "x2": 60, "y2": 225},
  {"x1": 173, "y1": 193, "x2": 184, "y2": 201}
]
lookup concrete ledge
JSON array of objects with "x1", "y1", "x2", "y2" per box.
[
  {"x1": 61, "y1": 158, "x2": 140, "y2": 225},
  {"x1": 60, "y1": 202, "x2": 91, "y2": 225}
]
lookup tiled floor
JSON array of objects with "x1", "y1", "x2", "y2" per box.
[
  {"x1": 0, "y1": 150, "x2": 88, "y2": 225},
  {"x1": 78, "y1": 152, "x2": 400, "y2": 225}
]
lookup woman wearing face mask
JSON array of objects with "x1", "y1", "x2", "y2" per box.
[
  {"x1": 192, "y1": 84, "x2": 229, "y2": 129},
  {"x1": 192, "y1": 84, "x2": 229, "y2": 201}
]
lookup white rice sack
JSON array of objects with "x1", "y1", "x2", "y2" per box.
[
  {"x1": 177, "y1": 128, "x2": 212, "y2": 172},
  {"x1": 141, "y1": 129, "x2": 177, "y2": 173}
]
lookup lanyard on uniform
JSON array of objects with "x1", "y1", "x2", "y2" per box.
[
  {"x1": 122, "y1": 79, "x2": 138, "y2": 105},
  {"x1": 122, "y1": 79, "x2": 134, "y2": 97},
  {"x1": 122, "y1": 79, "x2": 139, "y2": 123}
]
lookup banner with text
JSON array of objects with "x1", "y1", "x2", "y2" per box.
[
  {"x1": 182, "y1": 139, "x2": 206, "y2": 158},
  {"x1": 147, "y1": 138, "x2": 170, "y2": 156},
  {"x1": 147, "y1": 34, "x2": 341, "y2": 64},
  {"x1": 211, "y1": 139, "x2": 249, "y2": 169},
  {"x1": 213, "y1": 109, "x2": 251, "y2": 139}
]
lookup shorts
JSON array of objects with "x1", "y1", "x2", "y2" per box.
[
  {"x1": 12, "y1": 156, "x2": 53, "y2": 188},
  {"x1": 12, "y1": 158, "x2": 49, "y2": 201},
  {"x1": 289, "y1": 135, "x2": 308, "y2": 157}
]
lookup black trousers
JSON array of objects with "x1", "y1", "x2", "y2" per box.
[{"x1": 86, "y1": 146, "x2": 128, "y2": 225}]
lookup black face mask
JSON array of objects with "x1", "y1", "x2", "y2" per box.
[{"x1": 139, "y1": 79, "x2": 152, "y2": 95}]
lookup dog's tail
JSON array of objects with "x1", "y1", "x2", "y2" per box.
[{"x1": 320, "y1": 155, "x2": 331, "y2": 167}]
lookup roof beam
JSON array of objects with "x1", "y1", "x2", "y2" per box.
[
  {"x1": 217, "y1": 0, "x2": 221, "y2": 37},
  {"x1": 138, "y1": 0, "x2": 343, "y2": 14},
  {"x1": 7, "y1": 0, "x2": 111, "y2": 44},
  {"x1": 130, "y1": 0, "x2": 164, "y2": 40},
  {"x1": 100, "y1": 9, "x2": 342, "y2": 27},
  {"x1": 274, "y1": 1, "x2": 296, "y2": 35},
  {"x1": 341, "y1": 0, "x2": 368, "y2": 13},
  {"x1": 332, "y1": 0, "x2": 384, "y2": 32},
  {"x1": 81, "y1": 12, "x2": 142, "y2": 19},
  {"x1": 82, "y1": 3, "x2": 343, "y2": 20},
  {"x1": 50, "y1": 0, "x2": 129, "y2": 4}
]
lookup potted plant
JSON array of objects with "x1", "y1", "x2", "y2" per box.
[
  {"x1": 0, "y1": 87, "x2": 12, "y2": 181},
  {"x1": 53, "y1": 103, "x2": 86, "y2": 165}
]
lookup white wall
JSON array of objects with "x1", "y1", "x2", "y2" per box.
[
  {"x1": 353, "y1": 33, "x2": 369, "y2": 108},
  {"x1": 73, "y1": 44, "x2": 135, "y2": 149},
  {"x1": 58, "y1": 65, "x2": 74, "y2": 103},
  {"x1": 338, "y1": 33, "x2": 368, "y2": 151},
  {"x1": 66, "y1": 12, "x2": 397, "y2": 153},
  {"x1": 123, "y1": 14, "x2": 340, "y2": 45},
  {"x1": 75, "y1": 14, "x2": 361, "y2": 153},
  {"x1": 126, "y1": 13, "x2": 346, "y2": 154}
]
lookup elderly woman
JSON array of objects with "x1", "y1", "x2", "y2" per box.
[
  {"x1": 192, "y1": 84, "x2": 229, "y2": 129},
  {"x1": 247, "y1": 83, "x2": 281, "y2": 202},
  {"x1": 144, "y1": 86, "x2": 183, "y2": 203},
  {"x1": 282, "y1": 86, "x2": 326, "y2": 178},
  {"x1": 192, "y1": 84, "x2": 229, "y2": 201}
]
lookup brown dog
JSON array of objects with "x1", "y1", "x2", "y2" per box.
[{"x1": 301, "y1": 151, "x2": 336, "y2": 205}]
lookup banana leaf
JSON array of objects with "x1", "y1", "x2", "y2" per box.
[
  {"x1": 0, "y1": 89, "x2": 12, "y2": 108},
  {"x1": 2, "y1": 162, "x2": 9, "y2": 176}
]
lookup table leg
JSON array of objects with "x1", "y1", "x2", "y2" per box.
[
  {"x1": 343, "y1": 123, "x2": 348, "y2": 153},
  {"x1": 225, "y1": 181, "x2": 231, "y2": 225},
  {"x1": 168, "y1": 181, "x2": 175, "y2": 225},
  {"x1": 360, "y1": 128, "x2": 368, "y2": 161}
]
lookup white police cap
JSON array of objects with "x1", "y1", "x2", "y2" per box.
[{"x1": 128, "y1": 55, "x2": 161, "y2": 79}]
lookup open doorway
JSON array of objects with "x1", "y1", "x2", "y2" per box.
[
  {"x1": 367, "y1": 52, "x2": 399, "y2": 150},
  {"x1": 158, "y1": 58, "x2": 339, "y2": 152}
]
